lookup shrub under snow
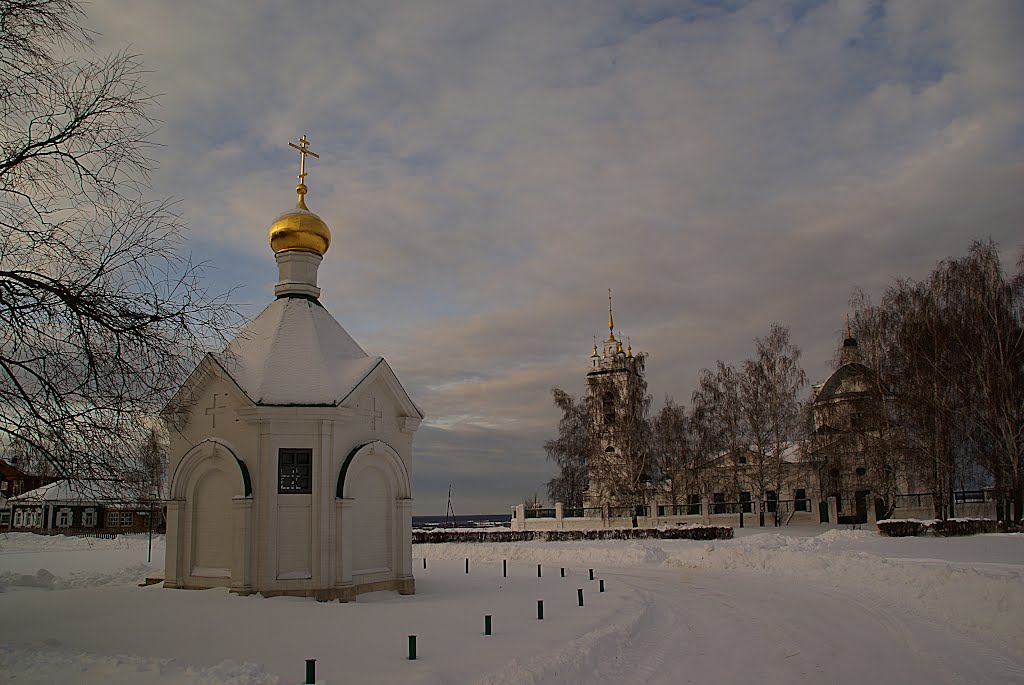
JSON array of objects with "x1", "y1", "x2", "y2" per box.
[
  {"x1": 877, "y1": 518, "x2": 1001, "y2": 537},
  {"x1": 930, "y1": 519, "x2": 999, "y2": 536},
  {"x1": 876, "y1": 520, "x2": 929, "y2": 537},
  {"x1": 413, "y1": 525, "x2": 733, "y2": 544}
]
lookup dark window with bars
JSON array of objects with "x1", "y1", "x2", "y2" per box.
[{"x1": 278, "y1": 448, "x2": 313, "y2": 494}]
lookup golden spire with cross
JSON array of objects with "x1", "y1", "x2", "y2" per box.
[
  {"x1": 287, "y1": 134, "x2": 320, "y2": 209},
  {"x1": 607, "y1": 288, "x2": 616, "y2": 342},
  {"x1": 268, "y1": 134, "x2": 331, "y2": 255}
]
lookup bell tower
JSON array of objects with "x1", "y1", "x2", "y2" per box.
[{"x1": 584, "y1": 289, "x2": 646, "y2": 507}]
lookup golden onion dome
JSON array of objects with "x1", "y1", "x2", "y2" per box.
[{"x1": 269, "y1": 184, "x2": 331, "y2": 256}]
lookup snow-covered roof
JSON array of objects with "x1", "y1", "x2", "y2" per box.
[
  {"x1": 707, "y1": 441, "x2": 805, "y2": 465},
  {"x1": 213, "y1": 297, "x2": 382, "y2": 406},
  {"x1": 813, "y1": 362, "x2": 881, "y2": 404},
  {"x1": 8, "y1": 480, "x2": 145, "y2": 505}
]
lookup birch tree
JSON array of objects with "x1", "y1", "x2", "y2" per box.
[
  {"x1": 543, "y1": 389, "x2": 592, "y2": 510},
  {"x1": 1, "y1": 0, "x2": 239, "y2": 483},
  {"x1": 651, "y1": 396, "x2": 691, "y2": 509}
]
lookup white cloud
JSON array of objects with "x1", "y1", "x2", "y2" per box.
[{"x1": 84, "y1": 0, "x2": 1024, "y2": 513}]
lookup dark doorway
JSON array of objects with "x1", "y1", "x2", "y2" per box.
[
  {"x1": 855, "y1": 490, "x2": 870, "y2": 524},
  {"x1": 687, "y1": 494, "x2": 701, "y2": 515}
]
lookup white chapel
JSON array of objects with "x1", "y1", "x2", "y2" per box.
[{"x1": 163, "y1": 136, "x2": 423, "y2": 601}]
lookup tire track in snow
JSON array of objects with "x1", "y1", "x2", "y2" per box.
[
  {"x1": 473, "y1": 586, "x2": 649, "y2": 685},
  {"x1": 543, "y1": 565, "x2": 1024, "y2": 685}
]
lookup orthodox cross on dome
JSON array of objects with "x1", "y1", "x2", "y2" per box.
[
  {"x1": 288, "y1": 134, "x2": 320, "y2": 187},
  {"x1": 204, "y1": 393, "x2": 229, "y2": 429}
]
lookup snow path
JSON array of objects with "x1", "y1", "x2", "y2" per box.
[{"x1": 559, "y1": 566, "x2": 1024, "y2": 685}]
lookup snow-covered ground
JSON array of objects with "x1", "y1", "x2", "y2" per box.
[{"x1": 1, "y1": 528, "x2": 1022, "y2": 684}]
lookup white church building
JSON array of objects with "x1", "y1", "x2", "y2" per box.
[{"x1": 163, "y1": 137, "x2": 423, "y2": 601}]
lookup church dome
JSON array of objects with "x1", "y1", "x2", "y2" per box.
[{"x1": 268, "y1": 184, "x2": 331, "y2": 256}]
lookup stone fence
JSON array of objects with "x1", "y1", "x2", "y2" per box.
[
  {"x1": 510, "y1": 498, "x2": 825, "y2": 531},
  {"x1": 511, "y1": 490, "x2": 1003, "y2": 531}
]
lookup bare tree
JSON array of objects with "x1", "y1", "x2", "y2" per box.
[
  {"x1": 749, "y1": 324, "x2": 806, "y2": 523},
  {"x1": 1, "y1": 0, "x2": 239, "y2": 484},
  {"x1": 844, "y1": 239, "x2": 1023, "y2": 521},
  {"x1": 651, "y1": 396, "x2": 690, "y2": 509},
  {"x1": 885, "y1": 275, "x2": 968, "y2": 518},
  {"x1": 130, "y1": 424, "x2": 167, "y2": 499},
  {"x1": 543, "y1": 389, "x2": 592, "y2": 510},
  {"x1": 690, "y1": 361, "x2": 744, "y2": 510},
  {"x1": 933, "y1": 240, "x2": 1023, "y2": 520},
  {"x1": 739, "y1": 356, "x2": 775, "y2": 512},
  {"x1": 841, "y1": 291, "x2": 920, "y2": 517}
]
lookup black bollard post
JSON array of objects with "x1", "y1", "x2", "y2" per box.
[
  {"x1": 503, "y1": 559, "x2": 507, "y2": 577},
  {"x1": 537, "y1": 564, "x2": 542, "y2": 578},
  {"x1": 739, "y1": 510, "x2": 744, "y2": 528},
  {"x1": 485, "y1": 615, "x2": 492, "y2": 635},
  {"x1": 599, "y1": 579, "x2": 605, "y2": 593},
  {"x1": 577, "y1": 588, "x2": 584, "y2": 606},
  {"x1": 588, "y1": 569, "x2": 594, "y2": 581},
  {"x1": 560, "y1": 567, "x2": 565, "y2": 578},
  {"x1": 465, "y1": 558, "x2": 469, "y2": 574},
  {"x1": 537, "y1": 599, "x2": 544, "y2": 620},
  {"x1": 305, "y1": 659, "x2": 315, "y2": 684},
  {"x1": 408, "y1": 635, "x2": 417, "y2": 660},
  {"x1": 423, "y1": 557, "x2": 427, "y2": 569}
]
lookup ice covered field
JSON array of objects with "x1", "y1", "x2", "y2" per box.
[{"x1": 1, "y1": 529, "x2": 1022, "y2": 684}]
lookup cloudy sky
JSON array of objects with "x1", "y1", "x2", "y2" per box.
[{"x1": 87, "y1": 0, "x2": 1023, "y2": 515}]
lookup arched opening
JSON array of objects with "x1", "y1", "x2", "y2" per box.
[
  {"x1": 336, "y1": 440, "x2": 412, "y2": 584},
  {"x1": 350, "y1": 464, "x2": 392, "y2": 574},
  {"x1": 168, "y1": 439, "x2": 250, "y2": 588},
  {"x1": 191, "y1": 467, "x2": 233, "y2": 575}
]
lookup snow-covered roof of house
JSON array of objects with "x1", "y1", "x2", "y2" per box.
[
  {"x1": 707, "y1": 441, "x2": 805, "y2": 466},
  {"x1": 213, "y1": 297, "x2": 384, "y2": 406},
  {"x1": 8, "y1": 480, "x2": 145, "y2": 506},
  {"x1": 0, "y1": 458, "x2": 27, "y2": 478}
]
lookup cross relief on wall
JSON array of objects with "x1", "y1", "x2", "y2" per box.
[
  {"x1": 361, "y1": 396, "x2": 384, "y2": 431},
  {"x1": 204, "y1": 393, "x2": 229, "y2": 429}
]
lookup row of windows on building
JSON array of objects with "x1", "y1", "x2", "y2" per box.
[
  {"x1": 3, "y1": 508, "x2": 136, "y2": 528},
  {"x1": 665, "y1": 489, "x2": 812, "y2": 515}
]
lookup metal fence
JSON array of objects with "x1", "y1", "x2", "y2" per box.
[
  {"x1": 953, "y1": 489, "x2": 1000, "y2": 503},
  {"x1": 710, "y1": 501, "x2": 747, "y2": 515},
  {"x1": 562, "y1": 507, "x2": 604, "y2": 518},
  {"x1": 893, "y1": 493, "x2": 934, "y2": 509},
  {"x1": 657, "y1": 504, "x2": 702, "y2": 516},
  {"x1": 608, "y1": 506, "x2": 649, "y2": 518}
]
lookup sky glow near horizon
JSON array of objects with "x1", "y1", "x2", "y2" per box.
[{"x1": 86, "y1": 0, "x2": 1024, "y2": 515}]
